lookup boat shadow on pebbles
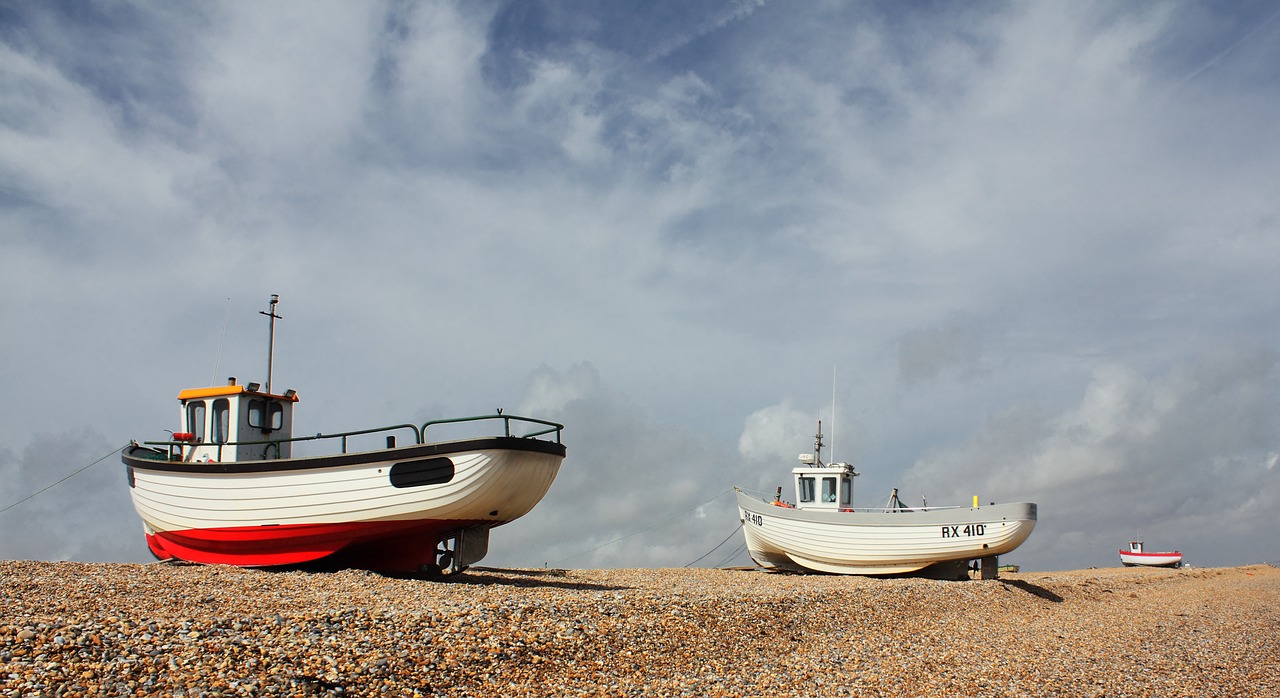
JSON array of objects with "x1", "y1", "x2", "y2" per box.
[
  {"x1": 997, "y1": 578, "x2": 1065, "y2": 602},
  {"x1": 445, "y1": 567, "x2": 632, "y2": 592},
  {"x1": 268, "y1": 563, "x2": 631, "y2": 592}
]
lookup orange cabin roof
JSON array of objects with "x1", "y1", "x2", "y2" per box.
[{"x1": 177, "y1": 385, "x2": 299, "y2": 402}]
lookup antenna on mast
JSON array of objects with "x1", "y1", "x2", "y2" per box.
[
  {"x1": 831, "y1": 364, "x2": 837, "y2": 464},
  {"x1": 259, "y1": 294, "x2": 281, "y2": 394},
  {"x1": 210, "y1": 297, "x2": 231, "y2": 386}
]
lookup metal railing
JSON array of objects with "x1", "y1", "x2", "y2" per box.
[
  {"x1": 422, "y1": 413, "x2": 564, "y2": 443},
  {"x1": 145, "y1": 412, "x2": 563, "y2": 461},
  {"x1": 737, "y1": 486, "x2": 967, "y2": 513}
]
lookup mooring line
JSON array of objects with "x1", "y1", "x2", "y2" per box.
[
  {"x1": 0, "y1": 443, "x2": 128, "y2": 515},
  {"x1": 713, "y1": 541, "x2": 749, "y2": 569},
  {"x1": 683, "y1": 521, "x2": 743, "y2": 568},
  {"x1": 552, "y1": 488, "x2": 734, "y2": 566}
]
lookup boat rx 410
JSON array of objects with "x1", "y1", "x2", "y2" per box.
[{"x1": 736, "y1": 422, "x2": 1036, "y2": 579}]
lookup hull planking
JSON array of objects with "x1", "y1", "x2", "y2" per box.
[
  {"x1": 124, "y1": 436, "x2": 565, "y2": 572},
  {"x1": 736, "y1": 489, "x2": 1037, "y2": 575}
]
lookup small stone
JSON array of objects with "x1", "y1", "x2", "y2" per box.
[{"x1": 0, "y1": 560, "x2": 1274, "y2": 696}]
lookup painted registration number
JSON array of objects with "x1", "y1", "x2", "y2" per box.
[{"x1": 941, "y1": 524, "x2": 985, "y2": 538}]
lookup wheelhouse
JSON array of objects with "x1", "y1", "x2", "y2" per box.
[
  {"x1": 176, "y1": 377, "x2": 298, "y2": 462},
  {"x1": 792, "y1": 458, "x2": 858, "y2": 511}
]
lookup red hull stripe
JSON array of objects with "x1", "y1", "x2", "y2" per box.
[{"x1": 147, "y1": 518, "x2": 486, "y2": 569}]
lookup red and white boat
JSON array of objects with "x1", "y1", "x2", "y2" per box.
[
  {"x1": 122, "y1": 296, "x2": 566, "y2": 575},
  {"x1": 1119, "y1": 540, "x2": 1182, "y2": 568}
]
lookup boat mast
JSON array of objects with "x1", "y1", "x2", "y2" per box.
[
  {"x1": 813, "y1": 420, "x2": 825, "y2": 467},
  {"x1": 260, "y1": 294, "x2": 281, "y2": 394}
]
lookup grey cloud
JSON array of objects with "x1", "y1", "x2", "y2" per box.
[
  {"x1": 897, "y1": 320, "x2": 986, "y2": 384},
  {"x1": 3, "y1": 2, "x2": 1280, "y2": 573},
  {"x1": 0, "y1": 429, "x2": 149, "y2": 564},
  {"x1": 902, "y1": 344, "x2": 1280, "y2": 570}
]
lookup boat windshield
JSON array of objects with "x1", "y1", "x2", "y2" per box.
[
  {"x1": 186, "y1": 402, "x2": 206, "y2": 442},
  {"x1": 798, "y1": 476, "x2": 815, "y2": 503},
  {"x1": 212, "y1": 399, "x2": 230, "y2": 444}
]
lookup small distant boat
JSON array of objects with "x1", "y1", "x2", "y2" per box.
[
  {"x1": 735, "y1": 421, "x2": 1037, "y2": 578},
  {"x1": 121, "y1": 296, "x2": 566, "y2": 575},
  {"x1": 1119, "y1": 540, "x2": 1182, "y2": 568}
]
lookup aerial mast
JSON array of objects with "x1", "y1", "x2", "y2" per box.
[
  {"x1": 831, "y1": 364, "x2": 837, "y2": 464},
  {"x1": 813, "y1": 420, "x2": 825, "y2": 467},
  {"x1": 260, "y1": 294, "x2": 281, "y2": 394}
]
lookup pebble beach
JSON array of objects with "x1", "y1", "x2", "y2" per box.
[{"x1": 2, "y1": 560, "x2": 1277, "y2": 697}]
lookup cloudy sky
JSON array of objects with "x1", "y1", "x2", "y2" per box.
[{"x1": 3, "y1": 1, "x2": 1278, "y2": 573}]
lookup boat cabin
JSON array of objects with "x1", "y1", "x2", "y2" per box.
[
  {"x1": 791, "y1": 454, "x2": 858, "y2": 511},
  {"x1": 174, "y1": 377, "x2": 298, "y2": 462},
  {"x1": 1127, "y1": 541, "x2": 1144, "y2": 554}
]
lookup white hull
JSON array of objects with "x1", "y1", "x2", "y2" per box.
[
  {"x1": 123, "y1": 436, "x2": 564, "y2": 570},
  {"x1": 1119, "y1": 551, "x2": 1182, "y2": 567},
  {"x1": 736, "y1": 489, "x2": 1037, "y2": 575},
  {"x1": 130, "y1": 446, "x2": 560, "y2": 531},
  {"x1": 122, "y1": 298, "x2": 568, "y2": 574}
]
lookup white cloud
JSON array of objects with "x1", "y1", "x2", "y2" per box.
[
  {"x1": 737, "y1": 400, "x2": 813, "y2": 468},
  {"x1": 902, "y1": 345, "x2": 1280, "y2": 569},
  {"x1": 194, "y1": 3, "x2": 382, "y2": 158},
  {"x1": 3, "y1": 2, "x2": 1280, "y2": 573},
  {"x1": 0, "y1": 44, "x2": 205, "y2": 248},
  {"x1": 518, "y1": 362, "x2": 601, "y2": 415},
  {"x1": 489, "y1": 364, "x2": 743, "y2": 569}
]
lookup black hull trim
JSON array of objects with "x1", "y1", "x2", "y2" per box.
[{"x1": 123, "y1": 436, "x2": 566, "y2": 475}]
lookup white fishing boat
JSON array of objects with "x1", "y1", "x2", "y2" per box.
[
  {"x1": 735, "y1": 422, "x2": 1037, "y2": 578},
  {"x1": 122, "y1": 296, "x2": 566, "y2": 575},
  {"x1": 1119, "y1": 540, "x2": 1182, "y2": 568}
]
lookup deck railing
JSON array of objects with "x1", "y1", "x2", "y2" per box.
[
  {"x1": 145, "y1": 412, "x2": 563, "y2": 461},
  {"x1": 737, "y1": 487, "x2": 968, "y2": 513},
  {"x1": 422, "y1": 413, "x2": 564, "y2": 443}
]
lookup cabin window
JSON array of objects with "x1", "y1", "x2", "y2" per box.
[
  {"x1": 822, "y1": 477, "x2": 838, "y2": 503},
  {"x1": 798, "y1": 476, "x2": 815, "y2": 503},
  {"x1": 186, "y1": 401, "x2": 206, "y2": 442},
  {"x1": 212, "y1": 398, "x2": 230, "y2": 444},
  {"x1": 840, "y1": 477, "x2": 851, "y2": 506},
  {"x1": 247, "y1": 399, "x2": 284, "y2": 431},
  {"x1": 248, "y1": 399, "x2": 265, "y2": 429}
]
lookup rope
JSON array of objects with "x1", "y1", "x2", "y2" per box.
[
  {"x1": 0, "y1": 443, "x2": 128, "y2": 516},
  {"x1": 713, "y1": 541, "x2": 748, "y2": 569},
  {"x1": 684, "y1": 522, "x2": 743, "y2": 568},
  {"x1": 552, "y1": 488, "x2": 733, "y2": 566}
]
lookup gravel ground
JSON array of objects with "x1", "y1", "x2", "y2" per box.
[{"x1": 1, "y1": 560, "x2": 1277, "y2": 697}]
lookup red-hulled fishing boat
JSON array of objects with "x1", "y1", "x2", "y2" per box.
[
  {"x1": 1118, "y1": 540, "x2": 1182, "y2": 568},
  {"x1": 122, "y1": 296, "x2": 566, "y2": 575}
]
